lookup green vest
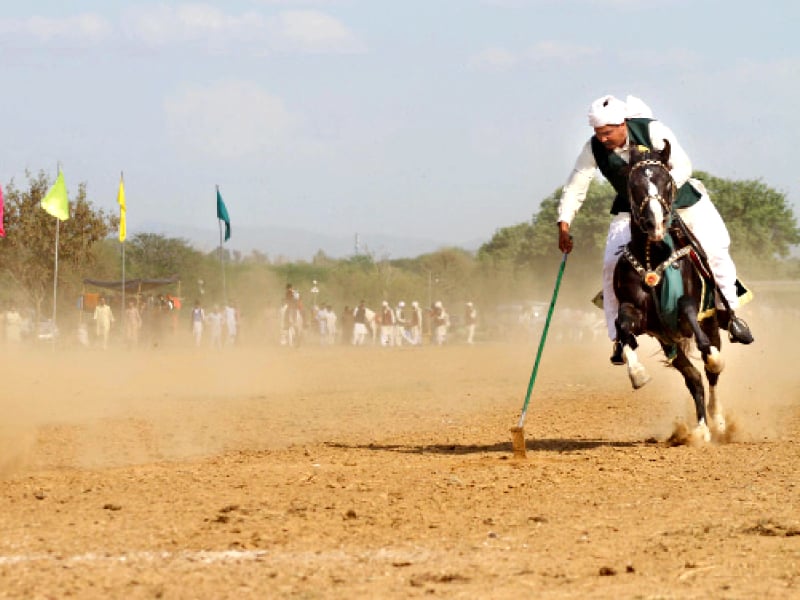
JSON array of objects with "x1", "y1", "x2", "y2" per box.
[{"x1": 590, "y1": 118, "x2": 701, "y2": 215}]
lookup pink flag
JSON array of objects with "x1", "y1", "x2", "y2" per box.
[{"x1": 0, "y1": 184, "x2": 5, "y2": 237}]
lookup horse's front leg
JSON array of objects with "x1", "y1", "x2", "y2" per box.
[
  {"x1": 670, "y1": 347, "x2": 710, "y2": 442},
  {"x1": 617, "y1": 303, "x2": 651, "y2": 389}
]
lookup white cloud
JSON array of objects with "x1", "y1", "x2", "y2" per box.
[
  {"x1": 526, "y1": 40, "x2": 598, "y2": 64},
  {"x1": 0, "y1": 13, "x2": 112, "y2": 45},
  {"x1": 468, "y1": 41, "x2": 597, "y2": 71},
  {"x1": 256, "y1": 0, "x2": 344, "y2": 4},
  {"x1": 269, "y1": 9, "x2": 365, "y2": 53},
  {"x1": 164, "y1": 80, "x2": 299, "y2": 161},
  {"x1": 123, "y1": 4, "x2": 266, "y2": 46},
  {"x1": 616, "y1": 47, "x2": 700, "y2": 70},
  {"x1": 123, "y1": 4, "x2": 363, "y2": 54},
  {"x1": 0, "y1": 4, "x2": 364, "y2": 56},
  {"x1": 479, "y1": 0, "x2": 541, "y2": 6},
  {"x1": 468, "y1": 47, "x2": 519, "y2": 72}
]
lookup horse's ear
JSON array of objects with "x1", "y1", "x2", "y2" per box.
[
  {"x1": 661, "y1": 139, "x2": 671, "y2": 164},
  {"x1": 630, "y1": 143, "x2": 645, "y2": 163}
]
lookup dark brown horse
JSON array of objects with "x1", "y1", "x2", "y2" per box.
[{"x1": 613, "y1": 142, "x2": 725, "y2": 442}]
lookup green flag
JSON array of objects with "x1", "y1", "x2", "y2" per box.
[
  {"x1": 216, "y1": 188, "x2": 230, "y2": 242},
  {"x1": 41, "y1": 170, "x2": 70, "y2": 221}
]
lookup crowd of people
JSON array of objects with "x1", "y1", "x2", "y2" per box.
[
  {"x1": 9, "y1": 292, "x2": 243, "y2": 351},
  {"x1": 0, "y1": 283, "x2": 623, "y2": 351},
  {"x1": 279, "y1": 283, "x2": 479, "y2": 348},
  {"x1": 0, "y1": 284, "x2": 487, "y2": 350}
]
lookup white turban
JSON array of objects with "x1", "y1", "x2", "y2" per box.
[{"x1": 588, "y1": 94, "x2": 653, "y2": 127}]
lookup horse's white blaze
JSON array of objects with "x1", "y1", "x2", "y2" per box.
[
  {"x1": 649, "y1": 197, "x2": 665, "y2": 240},
  {"x1": 623, "y1": 345, "x2": 651, "y2": 389},
  {"x1": 646, "y1": 176, "x2": 658, "y2": 198},
  {"x1": 705, "y1": 346, "x2": 724, "y2": 374}
]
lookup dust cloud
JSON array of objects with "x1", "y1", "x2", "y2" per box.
[{"x1": 0, "y1": 272, "x2": 797, "y2": 478}]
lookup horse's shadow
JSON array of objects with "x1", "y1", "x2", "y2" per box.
[{"x1": 324, "y1": 438, "x2": 647, "y2": 456}]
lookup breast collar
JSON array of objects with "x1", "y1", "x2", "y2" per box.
[{"x1": 622, "y1": 244, "x2": 692, "y2": 287}]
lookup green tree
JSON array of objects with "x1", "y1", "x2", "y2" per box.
[
  {"x1": 479, "y1": 173, "x2": 800, "y2": 284},
  {"x1": 0, "y1": 170, "x2": 116, "y2": 321},
  {"x1": 693, "y1": 172, "x2": 800, "y2": 273},
  {"x1": 477, "y1": 222, "x2": 535, "y2": 268},
  {"x1": 477, "y1": 180, "x2": 616, "y2": 303},
  {"x1": 126, "y1": 233, "x2": 203, "y2": 280},
  {"x1": 479, "y1": 180, "x2": 616, "y2": 269}
]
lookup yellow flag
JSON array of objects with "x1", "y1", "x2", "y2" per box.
[
  {"x1": 40, "y1": 170, "x2": 70, "y2": 221},
  {"x1": 117, "y1": 177, "x2": 126, "y2": 242}
]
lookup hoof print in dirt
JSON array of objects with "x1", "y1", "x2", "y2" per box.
[
  {"x1": 410, "y1": 573, "x2": 470, "y2": 587},
  {"x1": 743, "y1": 519, "x2": 800, "y2": 537},
  {"x1": 343, "y1": 509, "x2": 357, "y2": 520},
  {"x1": 210, "y1": 505, "x2": 242, "y2": 524},
  {"x1": 598, "y1": 566, "x2": 617, "y2": 576},
  {"x1": 102, "y1": 503, "x2": 122, "y2": 511}
]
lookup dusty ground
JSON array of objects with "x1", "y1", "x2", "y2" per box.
[{"x1": 0, "y1": 309, "x2": 798, "y2": 599}]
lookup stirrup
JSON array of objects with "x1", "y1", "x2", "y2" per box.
[
  {"x1": 610, "y1": 342, "x2": 625, "y2": 365},
  {"x1": 728, "y1": 315, "x2": 754, "y2": 345}
]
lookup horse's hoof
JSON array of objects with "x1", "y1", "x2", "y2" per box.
[
  {"x1": 693, "y1": 420, "x2": 711, "y2": 443},
  {"x1": 628, "y1": 366, "x2": 651, "y2": 389}
]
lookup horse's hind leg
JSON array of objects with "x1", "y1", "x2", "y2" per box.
[
  {"x1": 706, "y1": 376, "x2": 725, "y2": 436},
  {"x1": 671, "y1": 349, "x2": 710, "y2": 442},
  {"x1": 678, "y1": 296, "x2": 726, "y2": 435},
  {"x1": 678, "y1": 296, "x2": 724, "y2": 374},
  {"x1": 702, "y1": 318, "x2": 726, "y2": 436}
]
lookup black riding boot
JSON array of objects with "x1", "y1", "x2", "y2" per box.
[
  {"x1": 610, "y1": 341, "x2": 625, "y2": 365},
  {"x1": 728, "y1": 312, "x2": 754, "y2": 345}
]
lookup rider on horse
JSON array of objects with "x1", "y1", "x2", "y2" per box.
[{"x1": 556, "y1": 94, "x2": 753, "y2": 365}]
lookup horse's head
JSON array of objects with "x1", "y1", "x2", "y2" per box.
[{"x1": 626, "y1": 141, "x2": 675, "y2": 242}]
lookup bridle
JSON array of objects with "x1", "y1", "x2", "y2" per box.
[
  {"x1": 627, "y1": 158, "x2": 676, "y2": 232},
  {"x1": 623, "y1": 157, "x2": 685, "y2": 287}
]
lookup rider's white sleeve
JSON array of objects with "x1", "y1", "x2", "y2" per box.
[
  {"x1": 648, "y1": 121, "x2": 693, "y2": 189},
  {"x1": 558, "y1": 141, "x2": 597, "y2": 225}
]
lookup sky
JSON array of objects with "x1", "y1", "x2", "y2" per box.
[{"x1": 1, "y1": 0, "x2": 799, "y2": 257}]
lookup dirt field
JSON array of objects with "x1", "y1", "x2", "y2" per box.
[{"x1": 0, "y1": 308, "x2": 798, "y2": 599}]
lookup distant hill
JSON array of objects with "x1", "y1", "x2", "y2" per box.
[{"x1": 135, "y1": 221, "x2": 483, "y2": 261}]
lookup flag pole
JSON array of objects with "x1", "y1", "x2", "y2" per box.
[
  {"x1": 51, "y1": 163, "x2": 62, "y2": 348},
  {"x1": 41, "y1": 163, "x2": 69, "y2": 347},
  {"x1": 217, "y1": 185, "x2": 228, "y2": 305},
  {"x1": 120, "y1": 171, "x2": 126, "y2": 320},
  {"x1": 52, "y1": 218, "x2": 59, "y2": 343}
]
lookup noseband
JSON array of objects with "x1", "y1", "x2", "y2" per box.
[{"x1": 627, "y1": 159, "x2": 675, "y2": 231}]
